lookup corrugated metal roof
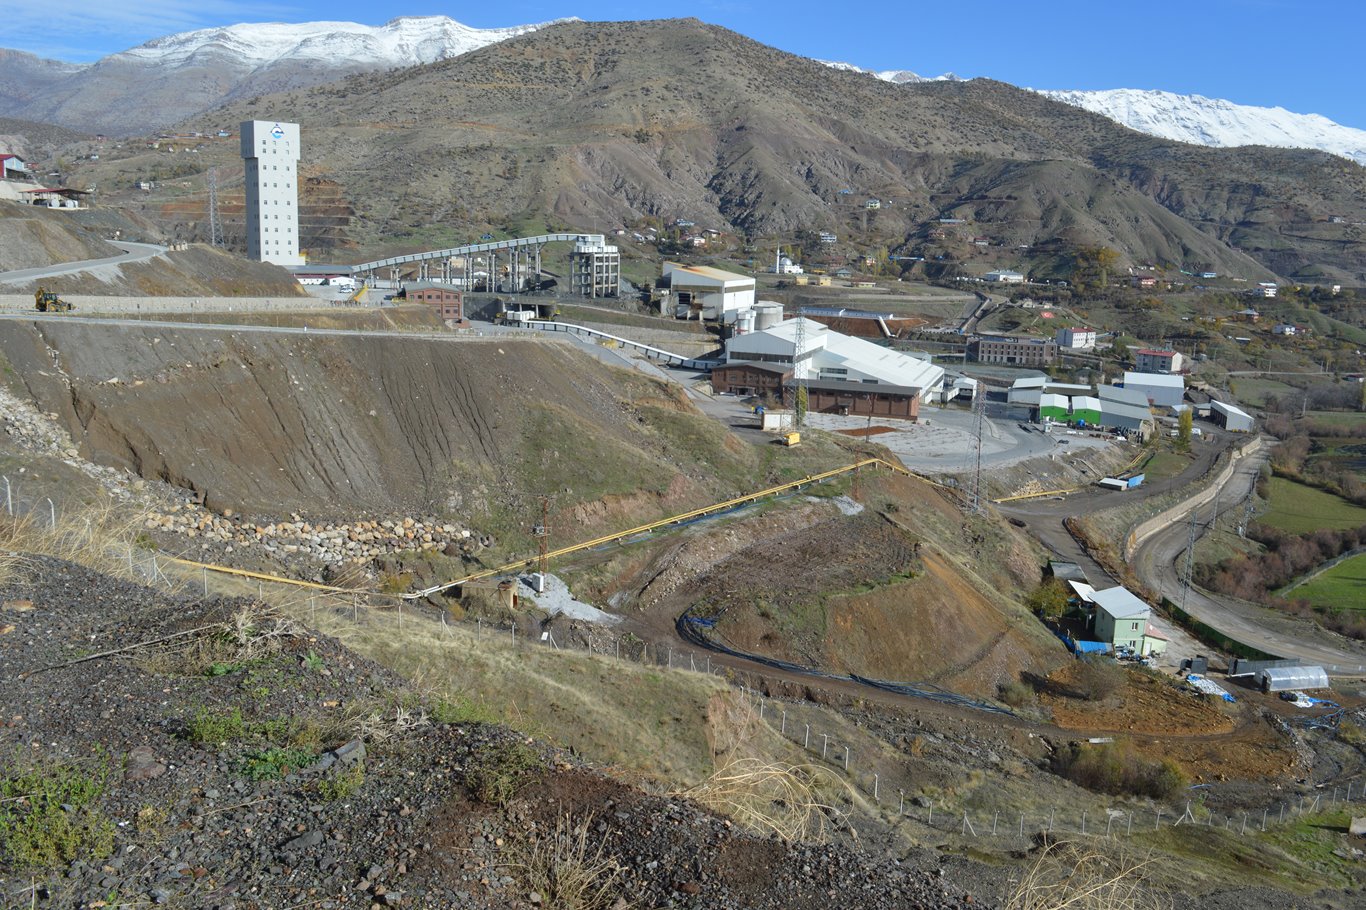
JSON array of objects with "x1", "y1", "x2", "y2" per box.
[
  {"x1": 1092, "y1": 586, "x2": 1151, "y2": 619},
  {"x1": 671, "y1": 264, "x2": 754, "y2": 284}
]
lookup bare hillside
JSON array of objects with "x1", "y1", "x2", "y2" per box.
[
  {"x1": 0, "y1": 322, "x2": 813, "y2": 530},
  {"x1": 59, "y1": 17, "x2": 1356, "y2": 281}
]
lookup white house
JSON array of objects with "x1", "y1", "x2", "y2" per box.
[
  {"x1": 0, "y1": 154, "x2": 30, "y2": 180},
  {"x1": 1056, "y1": 327, "x2": 1097, "y2": 350},
  {"x1": 663, "y1": 262, "x2": 756, "y2": 322}
]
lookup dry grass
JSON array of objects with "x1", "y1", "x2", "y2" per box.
[
  {"x1": 679, "y1": 757, "x2": 846, "y2": 843},
  {"x1": 507, "y1": 812, "x2": 630, "y2": 910},
  {"x1": 1007, "y1": 843, "x2": 1171, "y2": 910},
  {"x1": 0, "y1": 500, "x2": 152, "y2": 587}
]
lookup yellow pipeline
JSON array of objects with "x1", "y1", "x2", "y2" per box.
[
  {"x1": 404, "y1": 457, "x2": 912, "y2": 599},
  {"x1": 163, "y1": 554, "x2": 372, "y2": 595},
  {"x1": 166, "y1": 456, "x2": 921, "y2": 601}
]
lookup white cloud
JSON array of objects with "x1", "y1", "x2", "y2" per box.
[{"x1": 4, "y1": 0, "x2": 293, "y2": 61}]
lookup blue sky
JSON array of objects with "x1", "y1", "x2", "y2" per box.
[{"x1": 10, "y1": 1, "x2": 1364, "y2": 129}]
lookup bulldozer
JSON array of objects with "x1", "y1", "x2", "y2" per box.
[{"x1": 34, "y1": 287, "x2": 73, "y2": 313}]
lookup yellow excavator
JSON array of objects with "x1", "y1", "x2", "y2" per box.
[{"x1": 34, "y1": 287, "x2": 73, "y2": 313}]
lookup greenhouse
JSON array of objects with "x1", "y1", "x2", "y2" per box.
[{"x1": 1256, "y1": 665, "x2": 1330, "y2": 693}]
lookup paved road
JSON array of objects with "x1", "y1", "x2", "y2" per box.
[
  {"x1": 1130, "y1": 446, "x2": 1366, "y2": 673},
  {"x1": 0, "y1": 241, "x2": 168, "y2": 285}
]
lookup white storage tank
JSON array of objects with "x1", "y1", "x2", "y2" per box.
[
  {"x1": 734, "y1": 310, "x2": 756, "y2": 335},
  {"x1": 754, "y1": 301, "x2": 785, "y2": 330}
]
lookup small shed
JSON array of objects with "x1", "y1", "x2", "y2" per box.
[{"x1": 1257, "y1": 665, "x2": 1329, "y2": 693}]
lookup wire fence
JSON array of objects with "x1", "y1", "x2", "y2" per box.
[
  {"x1": 7, "y1": 483, "x2": 1364, "y2": 848},
  {"x1": 283, "y1": 579, "x2": 1366, "y2": 848}
]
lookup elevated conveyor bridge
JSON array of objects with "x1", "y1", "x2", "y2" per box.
[{"x1": 349, "y1": 233, "x2": 605, "y2": 288}]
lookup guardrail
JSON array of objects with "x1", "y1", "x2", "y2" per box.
[{"x1": 523, "y1": 320, "x2": 721, "y2": 369}]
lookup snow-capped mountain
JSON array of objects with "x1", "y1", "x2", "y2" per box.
[
  {"x1": 0, "y1": 16, "x2": 574, "y2": 135},
  {"x1": 112, "y1": 15, "x2": 576, "y2": 71},
  {"x1": 1037, "y1": 88, "x2": 1366, "y2": 166},
  {"x1": 818, "y1": 60, "x2": 960, "y2": 84}
]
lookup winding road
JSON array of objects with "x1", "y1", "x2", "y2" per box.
[
  {"x1": 0, "y1": 241, "x2": 168, "y2": 285},
  {"x1": 1129, "y1": 445, "x2": 1366, "y2": 672}
]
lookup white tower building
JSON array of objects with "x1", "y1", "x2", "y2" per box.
[{"x1": 240, "y1": 120, "x2": 303, "y2": 265}]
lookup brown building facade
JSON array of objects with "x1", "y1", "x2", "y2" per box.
[
  {"x1": 710, "y1": 362, "x2": 791, "y2": 399},
  {"x1": 405, "y1": 282, "x2": 465, "y2": 322}
]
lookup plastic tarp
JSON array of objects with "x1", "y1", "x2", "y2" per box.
[
  {"x1": 1257, "y1": 665, "x2": 1330, "y2": 692},
  {"x1": 1186, "y1": 674, "x2": 1236, "y2": 702},
  {"x1": 1073, "y1": 640, "x2": 1111, "y2": 655}
]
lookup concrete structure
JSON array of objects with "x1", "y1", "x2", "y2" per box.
[
  {"x1": 663, "y1": 262, "x2": 755, "y2": 322},
  {"x1": 1122, "y1": 371, "x2": 1185, "y2": 409},
  {"x1": 1134, "y1": 348, "x2": 1184, "y2": 374},
  {"x1": 1091, "y1": 587, "x2": 1162, "y2": 656},
  {"x1": 569, "y1": 238, "x2": 620, "y2": 298},
  {"x1": 969, "y1": 335, "x2": 1057, "y2": 366},
  {"x1": 404, "y1": 281, "x2": 464, "y2": 323},
  {"x1": 1056, "y1": 326, "x2": 1097, "y2": 350},
  {"x1": 1211, "y1": 400, "x2": 1254, "y2": 432},
  {"x1": 240, "y1": 120, "x2": 303, "y2": 266},
  {"x1": 1097, "y1": 386, "x2": 1156, "y2": 438},
  {"x1": 984, "y1": 270, "x2": 1025, "y2": 284},
  {"x1": 722, "y1": 317, "x2": 944, "y2": 414},
  {"x1": 18, "y1": 187, "x2": 89, "y2": 208}
]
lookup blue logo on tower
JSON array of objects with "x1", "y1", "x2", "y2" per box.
[{"x1": 270, "y1": 123, "x2": 284, "y2": 139}]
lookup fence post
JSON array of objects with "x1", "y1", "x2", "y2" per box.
[
  {"x1": 1081, "y1": 811, "x2": 1086, "y2": 835},
  {"x1": 397, "y1": 600, "x2": 403, "y2": 631},
  {"x1": 667, "y1": 647, "x2": 672, "y2": 669},
  {"x1": 781, "y1": 710, "x2": 786, "y2": 735},
  {"x1": 822, "y1": 734, "x2": 829, "y2": 759},
  {"x1": 203, "y1": 568, "x2": 209, "y2": 596},
  {"x1": 843, "y1": 745, "x2": 849, "y2": 772},
  {"x1": 873, "y1": 774, "x2": 879, "y2": 802},
  {"x1": 992, "y1": 811, "x2": 999, "y2": 836},
  {"x1": 804, "y1": 724, "x2": 810, "y2": 749},
  {"x1": 1020, "y1": 813, "x2": 1025, "y2": 837},
  {"x1": 46, "y1": 497, "x2": 55, "y2": 529}
]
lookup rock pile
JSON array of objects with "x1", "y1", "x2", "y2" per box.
[{"x1": 144, "y1": 504, "x2": 490, "y2": 565}]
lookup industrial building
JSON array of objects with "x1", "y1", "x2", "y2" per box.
[
  {"x1": 240, "y1": 120, "x2": 304, "y2": 266},
  {"x1": 569, "y1": 238, "x2": 620, "y2": 297},
  {"x1": 984, "y1": 270, "x2": 1025, "y2": 284},
  {"x1": 1257, "y1": 665, "x2": 1329, "y2": 693},
  {"x1": 717, "y1": 317, "x2": 945, "y2": 417},
  {"x1": 404, "y1": 281, "x2": 465, "y2": 323},
  {"x1": 1055, "y1": 326, "x2": 1097, "y2": 350},
  {"x1": 969, "y1": 335, "x2": 1057, "y2": 366},
  {"x1": 661, "y1": 262, "x2": 755, "y2": 321},
  {"x1": 1121, "y1": 371, "x2": 1185, "y2": 409},
  {"x1": 1211, "y1": 400, "x2": 1254, "y2": 432}
]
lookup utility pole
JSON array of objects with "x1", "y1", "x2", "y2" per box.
[
  {"x1": 793, "y1": 313, "x2": 808, "y2": 428},
  {"x1": 969, "y1": 392, "x2": 985, "y2": 513},
  {"x1": 533, "y1": 496, "x2": 549, "y2": 594}
]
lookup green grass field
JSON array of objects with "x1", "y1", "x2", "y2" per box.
[
  {"x1": 1139, "y1": 450, "x2": 1195, "y2": 482},
  {"x1": 1304, "y1": 410, "x2": 1366, "y2": 430},
  {"x1": 1260, "y1": 477, "x2": 1366, "y2": 534},
  {"x1": 1289, "y1": 552, "x2": 1366, "y2": 614},
  {"x1": 1229, "y1": 377, "x2": 1299, "y2": 408}
]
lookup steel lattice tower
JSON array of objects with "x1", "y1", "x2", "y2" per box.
[{"x1": 207, "y1": 167, "x2": 223, "y2": 248}]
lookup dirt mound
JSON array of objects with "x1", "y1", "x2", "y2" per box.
[
  {"x1": 0, "y1": 555, "x2": 988, "y2": 909},
  {"x1": 0, "y1": 322, "x2": 760, "y2": 532}
]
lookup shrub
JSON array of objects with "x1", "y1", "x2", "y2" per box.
[
  {"x1": 1051, "y1": 741, "x2": 1187, "y2": 800},
  {"x1": 465, "y1": 740, "x2": 542, "y2": 807},
  {"x1": 432, "y1": 695, "x2": 502, "y2": 726},
  {"x1": 1007, "y1": 843, "x2": 1170, "y2": 910},
  {"x1": 240, "y1": 747, "x2": 318, "y2": 781},
  {"x1": 1074, "y1": 658, "x2": 1125, "y2": 702},
  {"x1": 508, "y1": 813, "x2": 627, "y2": 910},
  {"x1": 999, "y1": 680, "x2": 1037, "y2": 708},
  {"x1": 0, "y1": 759, "x2": 116, "y2": 869},
  {"x1": 316, "y1": 764, "x2": 365, "y2": 801},
  {"x1": 186, "y1": 706, "x2": 246, "y2": 745}
]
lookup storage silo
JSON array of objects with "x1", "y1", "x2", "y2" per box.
[
  {"x1": 754, "y1": 302, "x2": 785, "y2": 330},
  {"x1": 734, "y1": 310, "x2": 756, "y2": 335}
]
